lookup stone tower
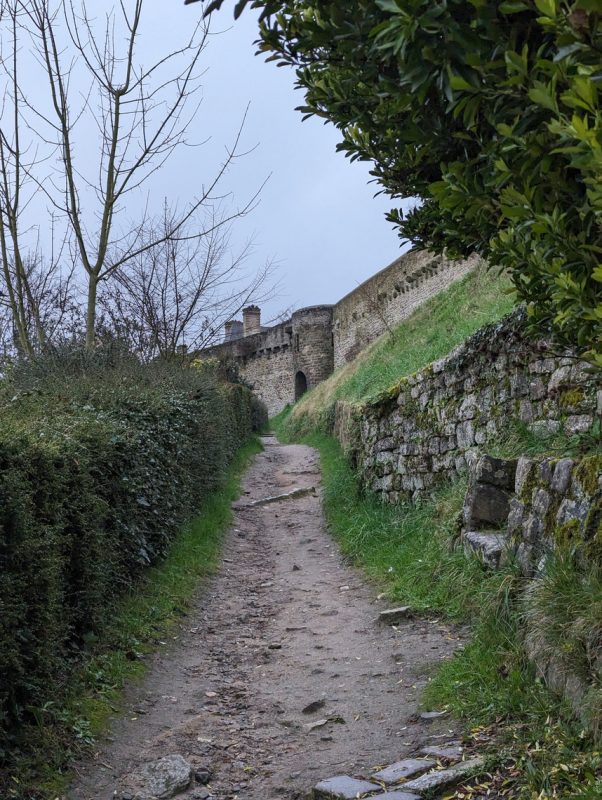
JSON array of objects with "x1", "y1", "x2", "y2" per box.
[
  {"x1": 291, "y1": 306, "x2": 334, "y2": 400},
  {"x1": 243, "y1": 306, "x2": 262, "y2": 337}
]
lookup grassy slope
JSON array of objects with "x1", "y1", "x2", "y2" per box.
[
  {"x1": 9, "y1": 438, "x2": 262, "y2": 800},
  {"x1": 282, "y1": 265, "x2": 514, "y2": 437}
]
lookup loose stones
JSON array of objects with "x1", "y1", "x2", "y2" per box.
[{"x1": 124, "y1": 754, "x2": 193, "y2": 800}]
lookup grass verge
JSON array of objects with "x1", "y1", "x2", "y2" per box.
[
  {"x1": 278, "y1": 426, "x2": 602, "y2": 798},
  {"x1": 5, "y1": 437, "x2": 262, "y2": 800}
]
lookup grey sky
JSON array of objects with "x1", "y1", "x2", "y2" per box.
[
  {"x1": 10, "y1": 2, "x2": 414, "y2": 329},
  {"x1": 167, "y1": 5, "x2": 413, "y2": 322}
]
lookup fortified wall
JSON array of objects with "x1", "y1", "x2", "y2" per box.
[{"x1": 200, "y1": 249, "x2": 476, "y2": 416}]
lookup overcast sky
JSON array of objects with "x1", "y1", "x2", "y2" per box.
[
  {"x1": 12, "y1": 3, "x2": 414, "y2": 327},
  {"x1": 173, "y1": 5, "x2": 413, "y2": 321}
]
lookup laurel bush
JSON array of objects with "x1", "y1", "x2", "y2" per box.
[{"x1": 204, "y1": 0, "x2": 602, "y2": 363}]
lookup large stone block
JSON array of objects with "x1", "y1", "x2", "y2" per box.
[
  {"x1": 463, "y1": 483, "x2": 512, "y2": 529},
  {"x1": 472, "y1": 455, "x2": 517, "y2": 490},
  {"x1": 456, "y1": 420, "x2": 475, "y2": 449},
  {"x1": 515, "y1": 456, "x2": 536, "y2": 496},
  {"x1": 506, "y1": 497, "x2": 525, "y2": 537},
  {"x1": 564, "y1": 415, "x2": 593, "y2": 435},
  {"x1": 463, "y1": 530, "x2": 509, "y2": 569}
]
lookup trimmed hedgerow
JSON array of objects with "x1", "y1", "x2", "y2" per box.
[{"x1": 0, "y1": 352, "x2": 255, "y2": 755}]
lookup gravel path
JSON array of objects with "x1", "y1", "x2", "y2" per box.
[{"x1": 68, "y1": 436, "x2": 463, "y2": 800}]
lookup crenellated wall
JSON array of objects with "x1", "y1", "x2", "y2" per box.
[
  {"x1": 198, "y1": 249, "x2": 474, "y2": 415},
  {"x1": 333, "y1": 251, "x2": 479, "y2": 368}
]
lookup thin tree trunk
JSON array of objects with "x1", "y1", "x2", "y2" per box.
[{"x1": 86, "y1": 274, "x2": 98, "y2": 349}]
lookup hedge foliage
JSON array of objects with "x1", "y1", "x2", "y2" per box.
[
  {"x1": 0, "y1": 351, "x2": 258, "y2": 754},
  {"x1": 204, "y1": 0, "x2": 602, "y2": 364}
]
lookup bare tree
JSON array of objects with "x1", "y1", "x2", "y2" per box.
[
  {"x1": 98, "y1": 201, "x2": 276, "y2": 361},
  {"x1": 0, "y1": 1, "x2": 49, "y2": 355},
  {"x1": 0, "y1": 0, "x2": 262, "y2": 351}
]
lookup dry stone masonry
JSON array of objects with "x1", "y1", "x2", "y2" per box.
[
  {"x1": 459, "y1": 450, "x2": 602, "y2": 730},
  {"x1": 342, "y1": 310, "x2": 600, "y2": 503}
]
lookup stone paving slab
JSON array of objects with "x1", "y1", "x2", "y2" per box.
[
  {"x1": 419, "y1": 710, "x2": 448, "y2": 720},
  {"x1": 373, "y1": 759, "x2": 435, "y2": 784},
  {"x1": 402, "y1": 756, "x2": 485, "y2": 794},
  {"x1": 377, "y1": 607, "x2": 412, "y2": 625},
  {"x1": 313, "y1": 775, "x2": 380, "y2": 799},
  {"x1": 370, "y1": 792, "x2": 421, "y2": 800},
  {"x1": 419, "y1": 743, "x2": 463, "y2": 760}
]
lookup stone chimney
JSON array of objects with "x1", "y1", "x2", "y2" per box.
[
  {"x1": 224, "y1": 320, "x2": 244, "y2": 342},
  {"x1": 242, "y1": 305, "x2": 261, "y2": 337}
]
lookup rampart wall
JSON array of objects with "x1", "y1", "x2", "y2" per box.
[
  {"x1": 332, "y1": 251, "x2": 478, "y2": 367},
  {"x1": 200, "y1": 248, "x2": 475, "y2": 415}
]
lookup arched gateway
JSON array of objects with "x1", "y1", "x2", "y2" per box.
[{"x1": 294, "y1": 371, "x2": 308, "y2": 401}]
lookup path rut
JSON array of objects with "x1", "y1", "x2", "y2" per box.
[{"x1": 69, "y1": 437, "x2": 463, "y2": 800}]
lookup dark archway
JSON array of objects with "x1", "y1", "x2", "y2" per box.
[{"x1": 294, "y1": 371, "x2": 308, "y2": 401}]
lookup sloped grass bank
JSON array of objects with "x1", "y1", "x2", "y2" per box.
[
  {"x1": 277, "y1": 427, "x2": 602, "y2": 798},
  {"x1": 283, "y1": 266, "x2": 513, "y2": 438},
  {"x1": 3, "y1": 437, "x2": 262, "y2": 800}
]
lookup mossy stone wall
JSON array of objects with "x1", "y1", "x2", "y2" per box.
[{"x1": 342, "y1": 312, "x2": 601, "y2": 503}]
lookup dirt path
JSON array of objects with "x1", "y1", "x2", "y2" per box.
[{"x1": 69, "y1": 437, "x2": 463, "y2": 800}]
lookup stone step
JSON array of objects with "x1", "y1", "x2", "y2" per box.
[
  {"x1": 462, "y1": 530, "x2": 509, "y2": 569},
  {"x1": 402, "y1": 756, "x2": 485, "y2": 795},
  {"x1": 372, "y1": 758, "x2": 435, "y2": 784}
]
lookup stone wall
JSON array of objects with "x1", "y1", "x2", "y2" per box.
[
  {"x1": 203, "y1": 319, "x2": 295, "y2": 417},
  {"x1": 340, "y1": 311, "x2": 601, "y2": 502},
  {"x1": 198, "y1": 249, "x2": 475, "y2": 416},
  {"x1": 332, "y1": 251, "x2": 478, "y2": 368},
  {"x1": 508, "y1": 452, "x2": 602, "y2": 577},
  {"x1": 459, "y1": 451, "x2": 602, "y2": 731}
]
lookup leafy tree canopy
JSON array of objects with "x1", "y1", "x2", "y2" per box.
[{"x1": 196, "y1": 0, "x2": 602, "y2": 364}]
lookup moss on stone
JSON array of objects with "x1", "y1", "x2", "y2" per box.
[
  {"x1": 519, "y1": 462, "x2": 539, "y2": 505},
  {"x1": 558, "y1": 386, "x2": 585, "y2": 409},
  {"x1": 584, "y1": 501, "x2": 602, "y2": 566},
  {"x1": 554, "y1": 518, "x2": 581, "y2": 549},
  {"x1": 574, "y1": 454, "x2": 602, "y2": 496}
]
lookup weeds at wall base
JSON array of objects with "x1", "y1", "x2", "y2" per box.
[{"x1": 2, "y1": 437, "x2": 262, "y2": 800}]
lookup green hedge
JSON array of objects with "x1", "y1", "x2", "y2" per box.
[{"x1": 0, "y1": 356, "x2": 255, "y2": 754}]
